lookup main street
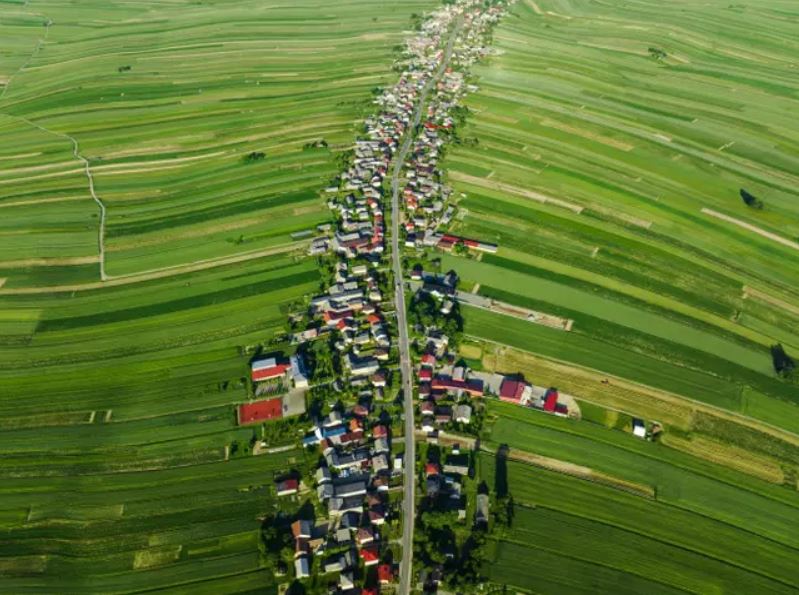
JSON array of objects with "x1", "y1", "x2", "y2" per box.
[{"x1": 392, "y1": 15, "x2": 464, "y2": 595}]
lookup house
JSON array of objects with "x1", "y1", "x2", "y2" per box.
[
  {"x1": 335, "y1": 527, "x2": 352, "y2": 545},
  {"x1": 475, "y1": 494, "x2": 489, "y2": 527},
  {"x1": 328, "y1": 496, "x2": 363, "y2": 516},
  {"x1": 499, "y1": 378, "x2": 528, "y2": 403},
  {"x1": 435, "y1": 406, "x2": 452, "y2": 424},
  {"x1": 632, "y1": 418, "x2": 647, "y2": 439},
  {"x1": 340, "y1": 511, "x2": 360, "y2": 530},
  {"x1": 368, "y1": 507, "x2": 386, "y2": 525},
  {"x1": 251, "y1": 357, "x2": 290, "y2": 383},
  {"x1": 372, "y1": 424, "x2": 389, "y2": 439},
  {"x1": 372, "y1": 475, "x2": 389, "y2": 492},
  {"x1": 443, "y1": 453, "x2": 470, "y2": 476},
  {"x1": 295, "y1": 556, "x2": 310, "y2": 579},
  {"x1": 425, "y1": 462, "x2": 440, "y2": 477},
  {"x1": 356, "y1": 526, "x2": 375, "y2": 546},
  {"x1": 294, "y1": 539, "x2": 310, "y2": 558},
  {"x1": 316, "y1": 466, "x2": 332, "y2": 484},
  {"x1": 290, "y1": 354, "x2": 309, "y2": 388},
  {"x1": 360, "y1": 545, "x2": 380, "y2": 566},
  {"x1": 543, "y1": 388, "x2": 559, "y2": 412},
  {"x1": 276, "y1": 478, "x2": 299, "y2": 496},
  {"x1": 372, "y1": 453, "x2": 389, "y2": 473},
  {"x1": 332, "y1": 478, "x2": 367, "y2": 499},
  {"x1": 324, "y1": 555, "x2": 344, "y2": 574},
  {"x1": 426, "y1": 476, "x2": 441, "y2": 497},
  {"x1": 317, "y1": 483, "x2": 334, "y2": 501},
  {"x1": 454, "y1": 403, "x2": 472, "y2": 424},
  {"x1": 339, "y1": 571, "x2": 355, "y2": 590},
  {"x1": 378, "y1": 563, "x2": 395, "y2": 584},
  {"x1": 291, "y1": 520, "x2": 312, "y2": 540},
  {"x1": 373, "y1": 437, "x2": 390, "y2": 454}
]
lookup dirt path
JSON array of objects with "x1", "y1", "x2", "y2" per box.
[
  {"x1": 743, "y1": 285, "x2": 799, "y2": 318},
  {"x1": 702, "y1": 208, "x2": 799, "y2": 252},
  {"x1": 0, "y1": 241, "x2": 306, "y2": 294},
  {"x1": 0, "y1": 17, "x2": 50, "y2": 102},
  {"x1": 484, "y1": 443, "x2": 655, "y2": 498},
  {"x1": 449, "y1": 170, "x2": 583, "y2": 213},
  {"x1": 0, "y1": 255, "x2": 100, "y2": 267},
  {"x1": 14, "y1": 116, "x2": 108, "y2": 280}
]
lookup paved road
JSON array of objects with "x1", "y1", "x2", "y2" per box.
[{"x1": 392, "y1": 15, "x2": 464, "y2": 595}]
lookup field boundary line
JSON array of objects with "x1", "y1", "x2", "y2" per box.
[
  {"x1": 0, "y1": 255, "x2": 100, "y2": 268},
  {"x1": 702, "y1": 208, "x2": 799, "y2": 252},
  {"x1": 13, "y1": 116, "x2": 108, "y2": 280},
  {"x1": 466, "y1": 333, "x2": 799, "y2": 445},
  {"x1": 448, "y1": 170, "x2": 584, "y2": 213},
  {"x1": 0, "y1": 241, "x2": 306, "y2": 294},
  {"x1": 743, "y1": 285, "x2": 799, "y2": 318},
  {"x1": 0, "y1": 16, "x2": 51, "y2": 102},
  {"x1": 482, "y1": 443, "x2": 655, "y2": 499}
]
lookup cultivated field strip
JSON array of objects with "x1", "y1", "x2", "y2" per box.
[
  {"x1": 1, "y1": 3, "x2": 447, "y2": 588},
  {"x1": 443, "y1": 0, "x2": 799, "y2": 435},
  {"x1": 0, "y1": 0, "x2": 435, "y2": 282},
  {"x1": 479, "y1": 400, "x2": 799, "y2": 593}
]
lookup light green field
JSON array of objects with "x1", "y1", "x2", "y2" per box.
[
  {"x1": 443, "y1": 0, "x2": 799, "y2": 436},
  {"x1": 479, "y1": 399, "x2": 799, "y2": 593},
  {"x1": 0, "y1": 0, "x2": 434, "y2": 280},
  {"x1": 0, "y1": 2, "x2": 440, "y2": 591}
]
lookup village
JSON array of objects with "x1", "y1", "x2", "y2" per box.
[{"x1": 229, "y1": 1, "x2": 538, "y2": 593}]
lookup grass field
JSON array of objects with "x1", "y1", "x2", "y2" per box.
[
  {"x1": 0, "y1": 0, "x2": 434, "y2": 281},
  {"x1": 0, "y1": 249, "x2": 319, "y2": 591},
  {"x1": 479, "y1": 398, "x2": 799, "y2": 593},
  {"x1": 0, "y1": 1, "x2": 443, "y2": 590},
  {"x1": 441, "y1": 0, "x2": 799, "y2": 438},
  {"x1": 479, "y1": 454, "x2": 799, "y2": 594}
]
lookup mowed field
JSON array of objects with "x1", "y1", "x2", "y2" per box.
[
  {"x1": 479, "y1": 401, "x2": 799, "y2": 593},
  {"x1": 443, "y1": 1, "x2": 799, "y2": 590},
  {"x1": 0, "y1": 0, "x2": 434, "y2": 281},
  {"x1": 0, "y1": 0, "x2": 437, "y2": 591},
  {"x1": 441, "y1": 0, "x2": 799, "y2": 433},
  {"x1": 0, "y1": 251, "x2": 320, "y2": 592}
]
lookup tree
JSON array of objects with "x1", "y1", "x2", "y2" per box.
[
  {"x1": 770, "y1": 343, "x2": 796, "y2": 378},
  {"x1": 740, "y1": 188, "x2": 763, "y2": 209},
  {"x1": 243, "y1": 151, "x2": 265, "y2": 163}
]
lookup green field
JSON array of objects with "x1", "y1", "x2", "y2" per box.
[
  {"x1": 479, "y1": 400, "x2": 799, "y2": 593},
  {"x1": 0, "y1": 1, "x2": 444, "y2": 590},
  {"x1": 0, "y1": 0, "x2": 434, "y2": 280},
  {"x1": 0, "y1": 250, "x2": 319, "y2": 591},
  {"x1": 441, "y1": 0, "x2": 799, "y2": 436}
]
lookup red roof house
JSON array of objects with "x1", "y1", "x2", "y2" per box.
[
  {"x1": 250, "y1": 357, "x2": 290, "y2": 382},
  {"x1": 544, "y1": 388, "x2": 559, "y2": 412},
  {"x1": 378, "y1": 564, "x2": 394, "y2": 584},
  {"x1": 360, "y1": 546, "x2": 380, "y2": 566},
  {"x1": 276, "y1": 478, "x2": 299, "y2": 496},
  {"x1": 499, "y1": 378, "x2": 526, "y2": 403}
]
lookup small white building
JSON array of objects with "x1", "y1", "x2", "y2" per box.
[{"x1": 295, "y1": 556, "x2": 310, "y2": 579}]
